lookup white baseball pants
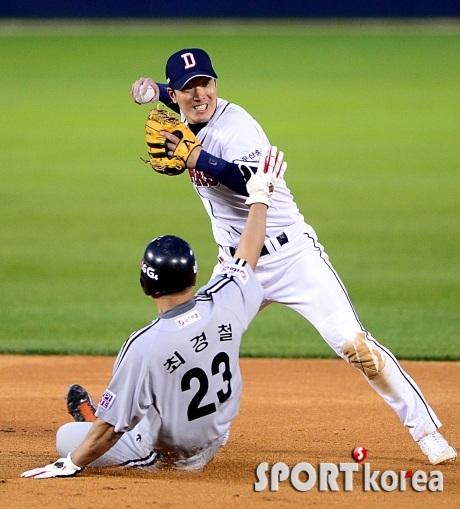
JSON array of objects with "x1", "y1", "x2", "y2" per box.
[{"x1": 216, "y1": 223, "x2": 441, "y2": 441}]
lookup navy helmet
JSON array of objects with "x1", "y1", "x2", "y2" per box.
[{"x1": 140, "y1": 235, "x2": 197, "y2": 297}]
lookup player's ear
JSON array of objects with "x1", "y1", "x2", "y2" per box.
[{"x1": 167, "y1": 87, "x2": 177, "y2": 103}]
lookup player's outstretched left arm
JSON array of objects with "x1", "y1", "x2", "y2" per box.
[
  {"x1": 21, "y1": 418, "x2": 123, "y2": 479},
  {"x1": 234, "y1": 146, "x2": 287, "y2": 270}
]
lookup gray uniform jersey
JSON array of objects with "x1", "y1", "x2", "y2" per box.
[{"x1": 95, "y1": 258, "x2": 263, "y2": 461}]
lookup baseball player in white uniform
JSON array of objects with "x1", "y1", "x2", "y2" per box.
[
  {"x1": 128, "y1": 48, "x2": 456, "y2": 465},
  {"x1": 21, "y1": 147, "x2": 287, "y2": 478}
]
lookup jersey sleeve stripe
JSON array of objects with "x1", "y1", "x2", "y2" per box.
[
  {"x1": 229, "y1": 225, "x2": 242, "y2": 235},
  {"x1": 195, "y1": 275, "x2": 234, "y2": 302},
  {"x1": 215, "y1": 102, "x2": 231, "y2": 121},
  {"x1": 114, "y1": 320, "x2": 160, "y2": 373}
]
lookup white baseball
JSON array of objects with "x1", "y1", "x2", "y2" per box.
[{"x1": 137, "y1": 85, "x2": 156, "y2": 104}]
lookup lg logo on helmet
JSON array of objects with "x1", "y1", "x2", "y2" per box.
[
  {"x1": 141, "y1": 262, "x2": 158, "y2": 280},
  {"x1": 181, "y1": 52, "x2": 196, "y2": 69}
]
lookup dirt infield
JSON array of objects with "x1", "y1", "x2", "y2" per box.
[{"x1": 0, "y1": 356, "x2": 458, "y2": 509}]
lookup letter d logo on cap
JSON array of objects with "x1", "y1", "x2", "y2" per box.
[{"x1": 181, "y1": 52, "x2": 196, "y2": 69}]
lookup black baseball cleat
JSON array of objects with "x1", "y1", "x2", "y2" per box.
[{"x1": 65, "y1": 384, "x2": 97, "y2": 423}]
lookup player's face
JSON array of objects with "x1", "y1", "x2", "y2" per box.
[{"x1": 169, "y1": 77, "x2": 217, "y2": 124}]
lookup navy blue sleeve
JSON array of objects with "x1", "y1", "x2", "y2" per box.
[
  {"x1": 157, "y1": 83, "x2": 180, "y2": 114},
  {"x1": 196, "y1": 150, "x2": 257, "y2": 196}
]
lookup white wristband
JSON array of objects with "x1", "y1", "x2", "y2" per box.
[{"x1": 65, "y1": 453, "x2": 83, "y2": 472}]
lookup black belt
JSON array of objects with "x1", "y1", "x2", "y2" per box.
[{"x1": 229, "y1": 232, "x2": 289, "y2": 258}]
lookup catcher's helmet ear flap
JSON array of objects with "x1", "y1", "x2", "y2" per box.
[{"x1": 140, "y1": 235, "x2": 198, "y2": 297}]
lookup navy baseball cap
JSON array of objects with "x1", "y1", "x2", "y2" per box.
[{"x1": 166, "y1": 48, "x2": 218, "y2": 90}]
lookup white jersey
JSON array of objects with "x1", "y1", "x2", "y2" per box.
[
  {"x1": 184, "y1": 98, "x2": 306, "y2": 248},
  {"x1": 95, "y1": 259, "x2": 263, "y2": 463}
]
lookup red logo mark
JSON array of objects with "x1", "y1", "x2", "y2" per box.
[
  {"x1": 405, "y1": 470, "x2": 413, "y2": 478},
  {"x1": 188, "y1": 168, "x2": 218, "y2": 187},
  {"x1": 352, "y1": 446, "x2": 367, "y2": 463}
]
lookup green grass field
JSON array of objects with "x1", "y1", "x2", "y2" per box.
[{"x1": 1, "y1": 20, "x2": 459, "y2": 359}]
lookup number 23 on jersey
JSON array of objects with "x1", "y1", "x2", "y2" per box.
[{"x1": 181, "y1": 351, "x2": 232, "y2": 421}]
